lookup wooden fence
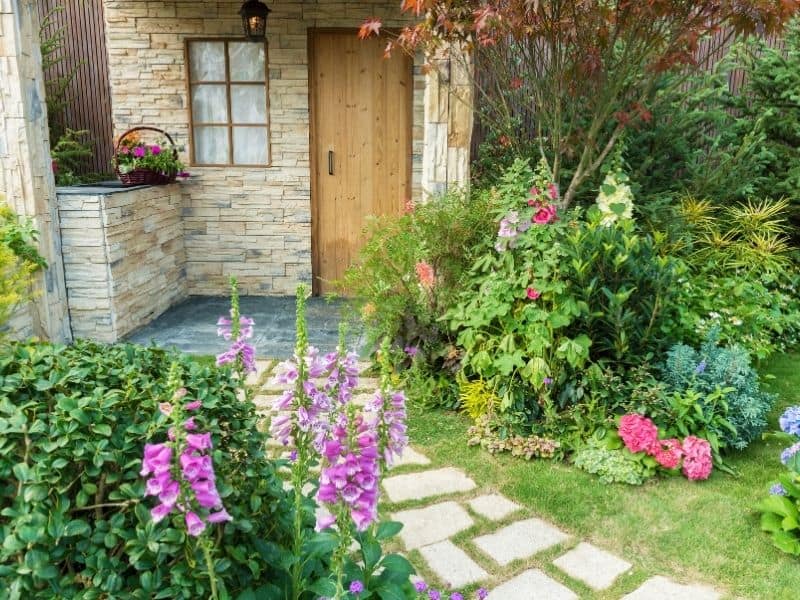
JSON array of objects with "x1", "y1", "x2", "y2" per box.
[
  {"x1": 471, "y1": 29, "x2": 784, "y2": 159},
  {"x1": 37, "y1": 0, "x2": 114, "y2": 176}
]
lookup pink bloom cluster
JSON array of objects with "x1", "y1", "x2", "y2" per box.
[
  {"x1": 681, "y1": 435, "x2": 713, "y2": 480},
  {"x1": 415, "y1": 261, "x2": 436, "y2": 289},
  {"x1": 618, "y1": 414, "x2": 659, "y2": 453},
  {"x1": 618, "y1": 414, "x2": 713, "y2": 481},
  {"x1": 367, "y1": 390, "x2": 409, "y2": 466},
  {"x1": 495, "y1": 184, "x2": 559, "y2": 252},
  {"x1": 215, "y1": 313, "x2": 257, "y2": 373},
  {"x1": 317, "y1": 415, "x2": 380, "y2": 531},
  {"x1": 271, "y1": 343, "x2": 407, "y2": 532},
  {"x1": 141, "y1": 392, "x2": 232, "y2": 536}
]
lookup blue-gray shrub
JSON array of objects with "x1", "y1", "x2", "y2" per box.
[{"x1": 661, "y1": 333, "x2": 775, "y2": 450}]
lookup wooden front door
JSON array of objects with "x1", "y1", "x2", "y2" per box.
[{"x1": 309, "y1": 30, "x2": 412, "y2": 295}]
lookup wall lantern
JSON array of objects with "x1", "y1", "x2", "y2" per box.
[{"x1": 239, "y1": 0, "x2": 270, "y2": 41}]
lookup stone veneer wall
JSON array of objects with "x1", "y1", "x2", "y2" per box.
[
  {"x1": 57, "y1": 184, "x2": 186, "y2": 342},
  {"x1": 103, "y1": 0, "x2": 470, "y2": 296},
  {"x1": 1, "y1": 0, "x2": 71, "y2": 341}
]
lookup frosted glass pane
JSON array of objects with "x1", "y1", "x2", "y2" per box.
[
  {"x1": 194, "y1": 127, "x2": 229, "y2": 164},
  {"x1": 230, "y1": 85, "x2": 266, "y2": 124},
  {"x1": 229, "y1": 42, "x2": 265, "y2": 81},
  {"x1": 233, "y1": 127, "x2": 268, "y2": 165},
  {"x1": 191, "y1": 85, "x2": 227, "y2": 123},
  {"x1": 189, "y1": 42, "x2": 225, "y2": 81}
]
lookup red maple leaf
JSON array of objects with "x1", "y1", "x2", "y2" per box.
[
  {"x1": 358, "y1": 17, "x2": 382, "y2": 40},
  {"x1": 401, "y1": 0, "x2": 427, "y2": 16}
]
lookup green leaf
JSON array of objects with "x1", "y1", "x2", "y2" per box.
[
  {"x1": 92, "y1": 423, "x2": 112, "y2": 436},
  {"x1": 375, "y1": 520, "x2": 403, "y2": 541},
  {"x1": 308, "y1": 578, "x2": 336, "y2": 597},
  {"x1": 378, "y1": 553, "x2": 415, "y2": 582},
  {"x1": 360, "y1": 537, "x2": 382, "y2": 572},
  {"x1": 64, "y1": 519, "x2": 91, "y2": 537}
]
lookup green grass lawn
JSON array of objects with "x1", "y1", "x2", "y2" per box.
[{"x1": 406, "y1": 353, "x2": 800, "y2": 599}]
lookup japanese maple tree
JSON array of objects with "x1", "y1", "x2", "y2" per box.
[{"x1": 361, "y1": 1, "x2": 800, "y2": 205}]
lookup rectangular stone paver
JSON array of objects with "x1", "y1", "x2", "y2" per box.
[
  {"x1": 468, "y1": 493, "x2": 521, "y2": 521},
  {"x1": 487, "y1": 569, "x2": 578, "y2": 600},
  {"x1": 419, "y1": 540, "x2": 488, "y2": 588},
  {"x1": 622, "y1": 576, "x2": 721, "y2": 600},
  {"x1": 474, "y1": 518, "x2": 569, "y2": 566},
  {"x1": 390, "y1": 446, "x2": 432, "y2": 469},
  {"x1": 392, "y1": 501, "x2": 474, "y2": 550},
  {"x1": 383, "y1": 467, "x2": 476, "y2": 503},
  {"x1": 553, "y1": 542, "x2": 631, "y2": 590}
]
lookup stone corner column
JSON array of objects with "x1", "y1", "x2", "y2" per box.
[
  {"x1": 421, "y1": 43, "x2": 473, "y2": 201},
  {"x1": 0, "y1": 0, "x2": 72, "y2": 342}
]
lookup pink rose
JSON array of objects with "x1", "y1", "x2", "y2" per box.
[
  {"x1": 526, "y1": 287, "x2": 541, "y2": 300},
  {"x1": 618, "y1": 414, "x2": 659, "y2": 454}
]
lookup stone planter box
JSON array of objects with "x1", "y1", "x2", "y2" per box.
[{"x1": 56, "y1": 183, "x2": 187, "y2": 342}]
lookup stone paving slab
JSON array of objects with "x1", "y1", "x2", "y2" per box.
[
  {"x1": 392, "y1": 501, "x2": 474, "y2": 550},
  {"x1": 245, "y1": 359, "x2": 273, "y2": 386},
  {"x1": 622, "y1": 576, "x2": 721, "y2": 600},
  {"x1": 418, "y1": 540, "x2": 488, "y2": 588},
  {"x1": 487, "y1": 569, "x2": 578, "y2": 600},
  {"x1": 474, "y1": 518, "x2": 569, "y2": 566},
  {"x1": 467, "y1": 493, "x2": 521, "y2": 521},
  {"x1": 553, "y1": 542, "x2": 631, "y2": 591},
  {"x1": 383, "y1": 467, "x2": 477, "y2": 503},
  {"x1": 390, "y1": 446, "x2": 432, "y2": 469}
]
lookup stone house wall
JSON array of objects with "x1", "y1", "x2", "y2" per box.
[
  {"x1": 57, "y1": 184, "x2": 186, "y2": 341},
  {"x1": 0, "y1": 0, "x2": 71, "y2": 341},
  {"x1": 103, "y1": 0, "x2": 471, "y2": 297}
]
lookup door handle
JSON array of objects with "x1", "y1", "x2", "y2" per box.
[{"x1": 328, "y1": 150, "x2": 334, "y2": 175}]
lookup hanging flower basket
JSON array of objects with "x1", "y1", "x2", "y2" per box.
[{"x1": 114, "y1": 126, "x2": 185, "y2": 186}]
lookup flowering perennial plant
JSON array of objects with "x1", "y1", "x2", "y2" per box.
[
  {"x1": 141, "y1": 363, "x2": 231, "y2": 599},
  {"x1": 216, "y1": 276, "x2": 257, "y2": 377},
  {"x1": 758, "y1": 404, "x2": 800, "y2": 556},
  {"x1": 617, "y1": 413, "x2": 713, "y2": 481},
  {"x1": 115, "y1": 138, "x2": 188, "y2": 178},
  {"x1": 494, "y1": 158, "x2": 559, "y2": 253},
  {"x1": 269, "y1": 290, "x2": 412, "y2": 598},
  {"x1": 412, "y1": 580, "x2": 488, "y2": 600}
]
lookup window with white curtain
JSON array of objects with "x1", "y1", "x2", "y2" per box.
[{"x1": 186, "y1": 40, "x2": 270, "y2": 166}]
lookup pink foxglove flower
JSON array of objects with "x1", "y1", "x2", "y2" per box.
[{"x1": 185, "y1": 511, "x2": 206, "y2": 537}]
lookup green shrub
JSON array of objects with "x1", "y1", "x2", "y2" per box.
[
  {"x1": 561, "y1": 207, "x2": 684, "y2": 363},
  {"x1": 345, "y1": 189, "x2": 495, "y2": 408},
  {"x1": 0, "y1": 340, "x2": 307, "y2": 598},
  {"x1": 572, "y1": 437, "x2": 650, "y2": 485},
  {"x1": 0, "y1": 204, "x2": 46, "y2": 332},
  {"x1": 661, "y1": 334, "x2": 776, "y2": 451}
]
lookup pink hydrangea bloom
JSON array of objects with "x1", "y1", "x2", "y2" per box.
[
  {"x1": 618, "y1": 414, "x2": 659, "y2": 454},
  {"x1": 682, "y1": 436, "x2": 713, "y2": 480},
  {"x1": 654, "y1": 438, "x2": 683, "y2": 469}
]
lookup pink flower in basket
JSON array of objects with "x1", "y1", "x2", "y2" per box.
[{"x1": 133, "y1": 146, "x2": 146, "y2": 158}]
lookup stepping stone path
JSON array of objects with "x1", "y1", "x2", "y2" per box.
[{"x1": 250, "y1": 359, "x2": 724, "y2": 599}]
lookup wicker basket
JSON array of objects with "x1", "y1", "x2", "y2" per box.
[{"x1": 114, "y1": 126, "x2": 179, "y2": 186}]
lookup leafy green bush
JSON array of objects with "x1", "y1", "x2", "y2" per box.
[
  {"x1": 573, "y1": 437, "x2": 650, "y2": 485},
  {"x1": 660, "y1": 334, "x2": 776, "y2": 451},
  {"x1": 0, "y1": 340, "x2": 306, "y2": 599},
  {"x1": 561, "y1": 208, "x2": 684, "y2": 363},
  {"x1": 0, "y1": 204, "x2": 46, "y2": 332},
  {"x1": 626, "y1": 19, "x2": 800, "y2": 215},
  {"x1": 345, "y1": 189, "x2": 495, "y2": 407}
]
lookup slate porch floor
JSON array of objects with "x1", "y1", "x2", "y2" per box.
[{"x1": 125, "y1": 296, "x2": 364, "y2": 357}]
